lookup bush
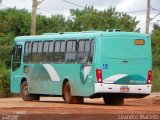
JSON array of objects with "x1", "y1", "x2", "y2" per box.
[
  {"x1": 0, "y1": 68, "x2": 11, "y2": 97},
  {"x1": 152, "y1": 67, "x2": 160, "y2": 92}
]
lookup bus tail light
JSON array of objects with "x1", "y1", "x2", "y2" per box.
[
  {"x1": 147, "y1": 70, "x2": 152, "y2": 84},
  {"x1": 96, "y1": 69, "x2": 102, "y2": 83}
]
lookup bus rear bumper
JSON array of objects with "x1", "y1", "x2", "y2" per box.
[{"x1": 94, "y1": 83, "x2": 151, "y2": 94}]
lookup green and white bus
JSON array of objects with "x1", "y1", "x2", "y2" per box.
[{"x1": 11, "y1": 30, "x2": 152, "y2": 105}]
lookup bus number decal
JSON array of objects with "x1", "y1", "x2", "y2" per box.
[
  {"x1": 84, "y1": 66, "x2": 92, "y2": 80},
  {"x1": 80, "y1": 65, "x2": 91, "y2": 84}
]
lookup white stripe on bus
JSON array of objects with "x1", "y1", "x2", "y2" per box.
[
  {"x1": 43, "y1": 64, "x2": 60, "y2": 81},
  {"x1": 103, "y1": 74, "x2": 128, "y2": 83}
]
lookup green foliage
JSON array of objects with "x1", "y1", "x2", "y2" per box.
[
  {"x1": 151, "y1": 24, "x2": 160, "y2": 91},
  {"x1": 0, "y1": 8, "x2": 31, "y2": 36},
  {"x1": 151, "y1": 24, "x2": 160, "y2": 67},
  {"x1": 43, "y1": 15, "x2": 66, "y2": 33},
  {"x1": 152, "y1": 67, "x2": 160, "y2": 91},
  {"x1": 68, "y1": 6, "x2": 140, "y2": 31},
  {"x1": 0, "y1": 66, "x2": 11, "y2": 97}
]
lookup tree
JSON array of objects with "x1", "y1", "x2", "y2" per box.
[
  {"x1": 151, "y1": 23, "x2": 160, "y2": 67},
  {"x1": 150, "y1": 24, "x2": 160, "y2": 91},
  {"x1": 0, "y1": 8, "x2": 31, "y2": 36},
  {"x1": 67, "y1": 6, "x2": 140, "y2": 32},
  {"x1": 36, "y1": 14, "x2": 67, "y2": 34}
]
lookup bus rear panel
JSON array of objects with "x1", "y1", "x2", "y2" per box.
[{"x1": 93, "y1": 33, "x2": 152, "y2": 98}]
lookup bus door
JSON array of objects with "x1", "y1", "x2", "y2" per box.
[{"x1": 11, "y1": 44, "x2": 23, "y2": 93}]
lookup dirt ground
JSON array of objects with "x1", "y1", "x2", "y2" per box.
[{"x1": 0, "y1": 92, "x2": 160, "y2": 120}]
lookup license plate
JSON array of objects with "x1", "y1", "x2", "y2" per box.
[{"x1": 120, "y1": 86, "x2": 129, "y2": 92}]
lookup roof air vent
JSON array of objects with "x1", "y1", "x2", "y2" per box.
[{"x1": 106, "y1": 29, "x2": 121, "y2": 32}]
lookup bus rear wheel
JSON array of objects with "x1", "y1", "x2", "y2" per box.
[
  {"x1": 21, "y1": 81, "x2": 40, "y2": 101},
  {"x1": 103, "y1": 95, "x2": 124, "y2": 105},
  {"x1": 63, "y1": 81, "x2": 84, "y2": 104}
]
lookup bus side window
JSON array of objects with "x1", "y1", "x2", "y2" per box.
[
  {"x1": 53, "y1": 40, "x2": 65, "y2": 63},
  {"x1": 89, "y1": 40, "x2": 94, "y2": 63},
  {"x1": 65, "y1": 40, "x2": 77, "y2": 63},
  {"x1": 12, "y1": 45, "x2": 22, "y2": 71},
  {"x1": 42, "y1": 41, "x2": 53, "y2": 63},
  {"x1": 77, "y1": 39, "x2": 90, "y2": 63},
  {"x1": 31, "y1": 41, "x2": 42, "y2": 63},
  {"x1": 24, "y1": 42, "x2": 31, "y2": 63},
  {"x1": 49, "y1": 41, "x2": 54, "y2": 62}
]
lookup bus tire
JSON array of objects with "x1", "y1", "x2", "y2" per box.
[
  {"x1": 103, "y1": 95, "x2": 124, "y2": 105},
  {"x1": 73, "y1": 96, "x2": 84, "y2": 104},
  {"x1": 63, "y1": 81, "x2": 84, "y2": 104},
  {"x1": 33, "y1": 95, "x2": 40, "y2": 101},
  {"x1": 21, "y1": 81, "x2": 35, "y2": 101}
]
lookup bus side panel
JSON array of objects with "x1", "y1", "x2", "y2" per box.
[
  {"x1": 27, "y1": 64, "x2": 94, "y2": 97},
  {"x1": 51, "y1": 64, "x2": 95, "y2": 97},
  {"x1": 27, "y1": 64, "x2": 61, "y2": 95}
]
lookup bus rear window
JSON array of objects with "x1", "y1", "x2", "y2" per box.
[{"x1": 102, "y1": 36, "x2": 148, "y2": 59}]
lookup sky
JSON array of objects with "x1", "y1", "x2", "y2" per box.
[{"x1": 0, "y1": 0, "x2": 160, "y2": 33}]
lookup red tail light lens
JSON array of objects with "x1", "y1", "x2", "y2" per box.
[
  {"x1": 147, "y1": 70, "x2": 152, "y2": 84},
  {"x1": 96, "y1": 69, "x2": 102, "y2": 83}
]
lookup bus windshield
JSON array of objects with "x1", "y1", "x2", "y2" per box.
[{"x1": 102, "y1": 36, "x2": 148, "y2": 59}]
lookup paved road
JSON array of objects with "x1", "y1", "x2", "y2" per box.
[{"x1": 0, "y1": 92, "x2": 160, "y2": 120}]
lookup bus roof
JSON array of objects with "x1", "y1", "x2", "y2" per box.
[{"x1": 14, "y1": 31, "x2": 149, "y2": 42}]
